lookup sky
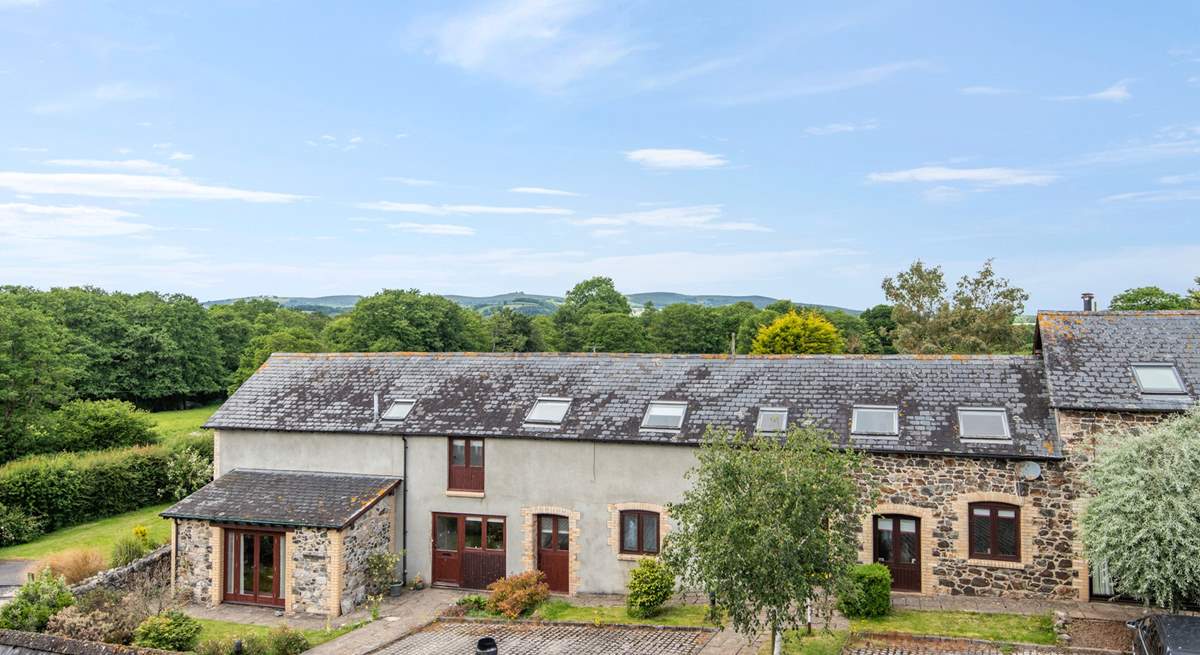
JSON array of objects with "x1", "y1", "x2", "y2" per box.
[{"x1": 1, "y1": 1, "x2": 1198, "y2": 311}]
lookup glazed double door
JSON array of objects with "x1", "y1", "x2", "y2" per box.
[
  {"x1": 874, "y1": 515, "x2": 921, "y2": 592},
  {"x1": 223, "y1": 529, "x2": 285, "y2": 607}
]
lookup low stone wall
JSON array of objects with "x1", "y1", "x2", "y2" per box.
[
  {"x1": 73, "y1": 544, "x2": 170, "y2": 596},
  {"x1": 0, "y1": 628, "x2": 177, "y2": 654}
]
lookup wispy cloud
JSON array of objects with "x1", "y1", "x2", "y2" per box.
[
  {"x1": 509, "y1": 186, "x2": 580, "y2": 196},
  {"x1": 960, "y1": 85, "x2": 1021, "y2": 96},
  {"x1": 411, "y1": 0, "x2": 634, "y2": 90},
  {"x1": 387, "y1": 222, "x2": 476, "y2": 236},
  {"x1": 357, "y1": 201, "x2": 573, "y2": 216},
  {"x1": 168, "y1": 152, "x2": 194, "y2": 161},
  {"x1": 626, "y1": 148, "x2": 728, "y2": 170},
  {"x1": 1159, "y1": 171, "x2": 1200, "y2": 185},
  {"x1": 1102, "y1": 189, "x2": 1200, "y2": 203},
  {"x1": 10, "y1": 146, "x2": 48, "y2": 153},
  {"x1": 0, "y1": 172, "x2": 306, "y2": 203},
  {"x1": 305, "y1": 135, "x2": 361, "y2": 151},
  {"x1": 32, "y1": 82, "x2": 158, "y2": 114},
  {"x1": 45, "y1": 158, "x2": 180, "y2": 175},
  {"x1": 641, "y1": 55, "x2": 743, "y2": 90},
  {"x1": 383, "y1": 176, "x2": 437, "y2": 187},
  {"x1": 1050, "y1": 79, "x2": 1132, "y2": 102},
  {"x1": 571, "y1": 205, "x2": 770, "y2": 233},
  {"x1": 0, "y1": 203, "x2": 153, "y2": 240},
  {"x1": 717, "y1": 60, "x2": 928, "y2": 106},
  {"x1": 805, "y1": 119, "x2": 879, "y2": 136},
  {"x1": 1066, "y1": 125, "x2": 1200, "y2": 166},
  {"x1": 867, "y1": 166, "x2": 1058, "y2": 186}
]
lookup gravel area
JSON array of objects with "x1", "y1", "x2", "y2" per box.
[
  {"x1": 1067, "y1": 618, "x2": 1132, "y2": 651},
  {"x1": 374, "y1": 620, "x2": 713, "y2": 655}
]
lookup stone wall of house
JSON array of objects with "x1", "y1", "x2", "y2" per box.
[
  {"x1": 173, "y1": 519, "x2": 213, "y2": 604},
  {"x1": 289, "y1": 527, "x2": 332, "y2": 614},
  {"x1": 339, "y1": 493, "x2": 394, "y2": 615}
]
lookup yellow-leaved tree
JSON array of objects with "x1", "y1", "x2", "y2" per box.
[{"x1": 750, "y1": 311, "x2": 844, "y2": 354}]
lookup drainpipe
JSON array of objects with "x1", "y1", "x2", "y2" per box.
[{"x1": 401, "y1": 436, "x2": 408, "y2": 585}]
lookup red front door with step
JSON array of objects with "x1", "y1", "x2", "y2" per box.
[
  {"x1": 536, "y1": 514, "x2": 569, "y2": 593},
  {"x1": 432, "y1": 514, "x2": 462, "y2": 585},
  {"x1": 874, "y1": 514, "x2": 921, "y2": 592}
]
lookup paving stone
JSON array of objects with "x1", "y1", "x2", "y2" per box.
[{"x1": 374, "y1": 620, "x2": 713, "y2": 655}]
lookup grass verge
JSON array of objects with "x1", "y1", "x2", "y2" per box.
[
  {"x1": 852, "y1": 609, "x2": 1056, "y2": 644},
  {"x1": 152, "y1": 404, "x2": 220, "y2": 448},
  {"x1": 531, "y1": 599, "x2": 717, "y2": 627},
  {"x1": 193, "y1": 618, "x2": 364, "y2": 648},
  {"x1": 0, "y1": 503, "x2": 171, "y2": 560}
]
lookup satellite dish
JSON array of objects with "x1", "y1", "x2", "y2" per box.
[{"x1": 1016, "y1": 461, "x2": 1042, "y2": 481}]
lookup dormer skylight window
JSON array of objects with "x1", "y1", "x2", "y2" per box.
[
  {"x1": 958, "y1": 408, "x2": 1011, "y2": 440},
  {"x1": 642, "y1": 401, "x2": 687, "y2": 430},
  {"x1": 1132, "y1": 364, "x2": 1187, "y2": 395},
  {"x1": 756, "y1": 407, "x2": 788, "y2": 433},
  {"x1": 851, "y1": 405, "x2": 899, "y2": 437},
  {"x1": 526, "y1": 397, "x2": 572, "y2": 425},
  {"x1": 381, "y1": 399, "x2": 415, "y2": 421}
]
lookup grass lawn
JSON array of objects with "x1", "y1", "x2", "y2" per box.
[
  {"x1": 193, "y1": 618, "x2": 363, "y2": 648},
  {"x1": 0, "y1": 503, "x2": 172, "y2": 560},
  {"x1": 533, "y1": 599, "x2": 717, "y2": 627},
  {"x1": 152, "y1": 404, "x2": 220, "y2": 447},
  {"x1": 852, "y1": 609, "x2": 1056, "y2": 644},
  {"x1": 772, "y1": 630, "x2": 850, "y2": 655}
]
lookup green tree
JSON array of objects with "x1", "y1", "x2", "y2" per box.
[
  {"x1": 750, "y1": 311, "x2": 844, "y2": 354},
  {"x1": 882, "y1": 259, "x2": 1028, "y2": 354},
  {"x1": 229, "y1": 328, "x2": 325, "y2": 392},
  {"x1": 553, "y1": 277, "x2": 631, "y2": 351},
  {"x1": 1189, "y1": 277, "x2": 1200, "y2": 308},
  {"x1": 821, "y1": 310, "x2": 881, "y2": 354},
  {"x1": 0, "y1": 295, "x2": 81, "y2": 461},
  {"x1": 1108, "y1": 286, "x2": 1191, "y2": 311},
  {"x1": 328, "y1": 289, "x2": 487, "y2": 352},
  {"x1": 859, "y1": 304, "x2": 897, "y2": 354},
  {"x1": 485, "y1": 307, "x2": 545, "y2": 352},
  {"x1": 647, "y1": 304, "x2": 724, "y2": 353},
  {"x1": 584, "y1": 313, "x2": 648, "y2": 352},
  {"x1": 663, "y1": 426, "x2": 875, "y2": 653},
  {"x1": 1082, "y1": 407, "x2": 1200, "y2": 612}
]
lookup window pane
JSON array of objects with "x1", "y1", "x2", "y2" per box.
[
  {"x1": 960, "y1": 410, "x2": 1009, "y2": 438},
  {"x1": 971, "y1": 511, "x2": 992, "y2": 555},
  {"x1": 876, "y1": 517, "x2": 892, "y2": 532},
  {"x1": 225, "y1": 533, "x2": 235, "y2": 593},
  {"x1": 382, "y1": 400, "x2": 414, "y2": 420},
  {"x1": 436, "y1": 516, "x2": 458, "y2": 551},
  {"x1": 900, "y1": 532, "x2": 918, "y2": 564},
  {"x1": 451, "y1": 440, "x2": 466, "y2": 466},
  {"x1": 997, "y1": 515, "x2": 1017, "y2": 557},
  {"x1": 465, "y1": 517, "x2": 482, "y2": 549},
  {"x1": 876, "y1": 526, "x2": 893, "y2": 562},
  {"x1": 622, "y1": 513, "x2": 639, "y2": 551},
  {"x1": 241, "y1": 534, "x2": 254, "y2": 595},
  {"x1": 642, "y1": 514, "x2": 659, "y2": 553},
  {"x1": 539, "y1": 516, "x2": 553, "y2": 549},
  {"x1": 259, "y1": 535, "x2": 275, "y2": 596},
  {"x1": 486, "y1": 519, "x2": 505, "y2": 550},
  {"x1": 528, "y1": 399, "x2": 570, "y2": 423},
  {"x1": 557, "y1": 520, "x2": 569, "y2": 551},
  {"x1": 469, "y1": 441, "x2": 484, "y2": 468},
  {"x1": 278, "y1": 538, "x2": 285, "y2": 592},
  {"x1": 756, "y1": 409, "x2": 787, "y2": 433},
  {"x1": 1133, "y1": 365, "x2": 1185, "y2": 393},
  {"x1": 853, "y1": 407, "x2": 897, "y2": 435},
  {"x1": 997, "y1": 509, "x2": 1016, "y2": 519},
  {"x1": 899, "y1": 519, "x2": 916, "y2": 534},
  {"x1": 643, "y1": 403, "x2": 686, "y2": 429}
]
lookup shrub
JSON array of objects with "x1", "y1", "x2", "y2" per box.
[
  {"x1": 30, "y1": 400, "x2": 157, "y2": 455},
  {"x1": 267, "y1": 626, "x2": 310, "y2": 655},
  {"x1": 457, "y1": 594, "x2": 488, "y2": 612},
  {"x1": 365, "y1": 550, "x2": 402, "y2": 596},
  {"x1": 195, "y1": 634, "x2": 269, "y2": 655},
  {"x1": 111, "y1": 534, "x2": 151, "y2": 568},
  {"x1": 626, "y1": 557, "x2": 675, "y2": 618},
  {"x1": 166, "y1": 432, "x2": 215, "y2": 461},
  {"x1": 45, "y1": 588, "x2": 147, "y2": 645},
  {"x1": 132, "y1": 610, "x2": 202, "y2": 651},
  {"x1": 837, "y1": 563, "x2": 892, "y2": 618},
  {"x1": 0, "y1": 503, "x2": 44, "y2": 546},
  {"x1": 39, "y1": 548, "x2": 107, "y2": 584},
  {"x1": 0, "y1": 568, "x2": 74, "y2": 632},
  {"x1": 162, "y1": 447, "x2": 213, "y2": 501},
  {"x1": 486, "y1": 571, "x2": 550, "y2": 618}
]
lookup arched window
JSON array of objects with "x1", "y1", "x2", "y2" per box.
[{"x1": 968, "y1": 503, "x2": 1019, "y2": 561}]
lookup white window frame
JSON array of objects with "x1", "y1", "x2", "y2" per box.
[
  {"x1": 1131, "y1": 363, "x2": 1187, "y2": 395},
  {"x1": 756, "y1": 407, "x2": 788, "y2": 433},
  {"x1": 525, "y1": 397, "x2": 572, "y2": 425},
  {"x1": 381, "y1": 399, "x2": 415, "y2": 421},
  {"x1": 850, "y1": 405, "x2": 899, "y2": 438},
  {"x1": 957, "y1": 407, "x2": 1012, "y2": 442},
  {"x1": 641, "y1": 400, "x2": 688, "y2": 431}
]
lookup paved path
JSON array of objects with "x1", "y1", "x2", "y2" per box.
[
  {"x1": 0, "y1": 560, "x2": 36, "y2": 602},
  {"x1": 374, "y1": 620, "x2": 713, "y2": 655},
  {"x1": 305, "y1": 588, "x2": 464, "y2": 655}
]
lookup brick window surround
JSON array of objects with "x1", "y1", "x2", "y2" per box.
[
  {"x1": 953, "y1": 491, "x2": 1034, "y2": 570},
  {"x1": 858, "y1": 503, "x2": 935, "y2": 594},
  {"x1": 520, "y1": 505, "x2": 580, "y2": 595},
  {"x1": 608, "y1": 502, "x2": 669, "y2": 562}
]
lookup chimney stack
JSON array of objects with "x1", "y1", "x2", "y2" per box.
[{"x1": 1081, "y1": 292, "x2": 1095, "y2": 312}]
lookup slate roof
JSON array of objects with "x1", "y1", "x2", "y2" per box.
[
  {"x1": 207, "y1": 352, "x2": 1060, "y2": 459},
  {"x1": 1037, "y1": 310, "x2": 1200, "y2": 411},
  {"x1": 161, "y1": 469, "x2": 399, "y2": 528}
]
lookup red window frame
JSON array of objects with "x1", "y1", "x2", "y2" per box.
[
  {"x1": 968, "y1": 502, "x2": 1020, "y2": 561},
  {"x1": 448, "y1": 438, "x2": 485, "y2": 491},
  {"x1": 619, "y1": 510, "x2": 660, "y2": 555}
]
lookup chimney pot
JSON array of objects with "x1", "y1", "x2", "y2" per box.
[{"x1": 1081, "y1": 292, "x2": 1095, "y2": 312}]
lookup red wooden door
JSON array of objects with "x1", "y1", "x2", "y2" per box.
[
  {"x1": 432, "y1": 514, "x2": 461, "y2": 585},
  {"x1": 223, "y1": 529, "x2": 284, "y2": 607},
  {"x1": 536, "y1": 515, "x2": 570, "y2": 593},
  {"x1": 874, "y1": 515, "x2": 920, "y2": 591}
]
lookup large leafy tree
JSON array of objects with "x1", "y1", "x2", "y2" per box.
[
  {"x1": 664, "y1": 426, "x2": 875, "y2": 653},
  {"x1": 750, "y1": 311, "x2": 844, "y2": 354},
  {"x1": 229, "y1": 328, "x2": 326, "y2": 393},
  {"x1": 882, "y1": 259, "x2": 1028, "y2": 354},
  {"x1": 584, "y1": 313, "x2": 648, "y2": 352},
  {"x1": 1082, "y1": 407, "x2": 1200, "y2": 612},
  {"x1": 553, "y1": 277, "x2": 631, "y2": 351},
  {"x1": 1108, "y1": 286, "x2": 1192, "y2": 311},
  {"x1": 648, "y1": 304, "x2": 725, "y2": 353},
  {"x1": 859, "y1": 304, "x2": 897, "y2": 354},
  {"x1": 1189, "y1": 277, "x2": 1200, "y2": 308},
  {"x1": 485, "y1": 307, "x2": 546, "y2": 352},
  {"x1": 822, "y1": 310, "x2": 881, "y2": 354},
  {"x1": 328, "y1": 289, "x2": 487, "y2": 352}
]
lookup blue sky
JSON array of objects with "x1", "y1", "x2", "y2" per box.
[{"x1": 1, "y1": 1, "x2": 1198, "y2": 311}]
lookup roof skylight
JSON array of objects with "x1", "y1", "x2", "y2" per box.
[
  {"x1": 381, "y1": 399, "x2": 415, "y2": 421},
  {"x1": 851, "y1": 405, "x2": 899, "y2": 437},
  {"x1": 526, "y1": 397, "x2": 572, "y2": 424},
  {"x1": 1132, "y1": 364, "x2": 1187, "y2": 395},
  {"x1": 642, "y1": 401, "x2": 687, "y2": 430},
  {"x1": 756, "y1": 407, "x2": 788, "y2": 433},
  {"x1": 958, "y1": 408, "x2": 1011, "y2": 440}
]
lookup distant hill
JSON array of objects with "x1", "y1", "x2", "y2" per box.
[{"x1": 203, "y1": 292, "x2": 859, "y2": 316}]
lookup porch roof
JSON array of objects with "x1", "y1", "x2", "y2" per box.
[{"x1": 161, "y1": 469, "x2": 399, "y2": 529}]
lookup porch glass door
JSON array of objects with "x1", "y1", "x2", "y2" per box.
[
  {"x1": 223, "y1": 529, "x2": 284, "y2": 607},
  {"x1": 874, "y1": 515, "x2": 920, "y2": 592}
]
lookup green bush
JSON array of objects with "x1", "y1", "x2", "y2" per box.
[
  {"x1": 28, "y1": 400, "x2": 157, "y2": 456},
  {"x1": 166, "y1": 432, "x2": 215, "y2": 461},
  {"x1": 267, "y1": 626, "x2": 310, "y2": 655},
  {"x1": 0, "y1": 503, "x2": 44, "y2": 546},
  {"x1": 45, "y1": 588, "x2": 147, "y2": 645},
  {"x1": 457, "y1": 594, "x2": 488, "y2": 612},
  {"x1": 626, "y1": 557, "x2": 675, "y2": 618},
  {"x1": 486, "y1": 571, "x2": 550, "y2": 618},
  {"x1": 110, "y1": 534, "x2": 151, "y2": 568},
  {"x1": 0, "y1": 568, "x2": 74, "y2": 632},
  {"x1": 132, "y1": 610, "x2": 202, "y2": 651},
  {"x1": 365, "y1": 551, "x2": 402, "y2": 596},
  {"x1": 837, "y1": 563, "x2": 892, "y2": 618},
  {"x1": 161, "y1": 447, "x2": 213, "y2": 501},
  {"x1": 196, "y1": 634, "x2": 268, "y2": 655}
]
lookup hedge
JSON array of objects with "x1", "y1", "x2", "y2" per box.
[
  {"x1": 0, "y1": 444, "x2": 207, "y2": 531},
  {"x1": 837, "y1": 563, "x2": 892, "y2": 618}
]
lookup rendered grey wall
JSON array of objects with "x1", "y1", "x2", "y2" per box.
[
  {"x1": 215, "y1": 429, "x2": 406, "y2": 478},
  {"x1": 405, "y1": 436, "x2": 698, "y2": 595}
]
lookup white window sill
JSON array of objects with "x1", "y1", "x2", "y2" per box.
[{"x1": 445, "y1": 490, "x2": 485, "y2": 498}]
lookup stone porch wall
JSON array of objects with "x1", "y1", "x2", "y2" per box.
[
  {"x1": 173, "y1": 519, "x2": 214, "y2": 604},
  {"x1": 289, "y1": 527, "x2": 332, "y2": 615},
  {"x1": 339, "y1": 492, "x2": 394, "y2": 615}
]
